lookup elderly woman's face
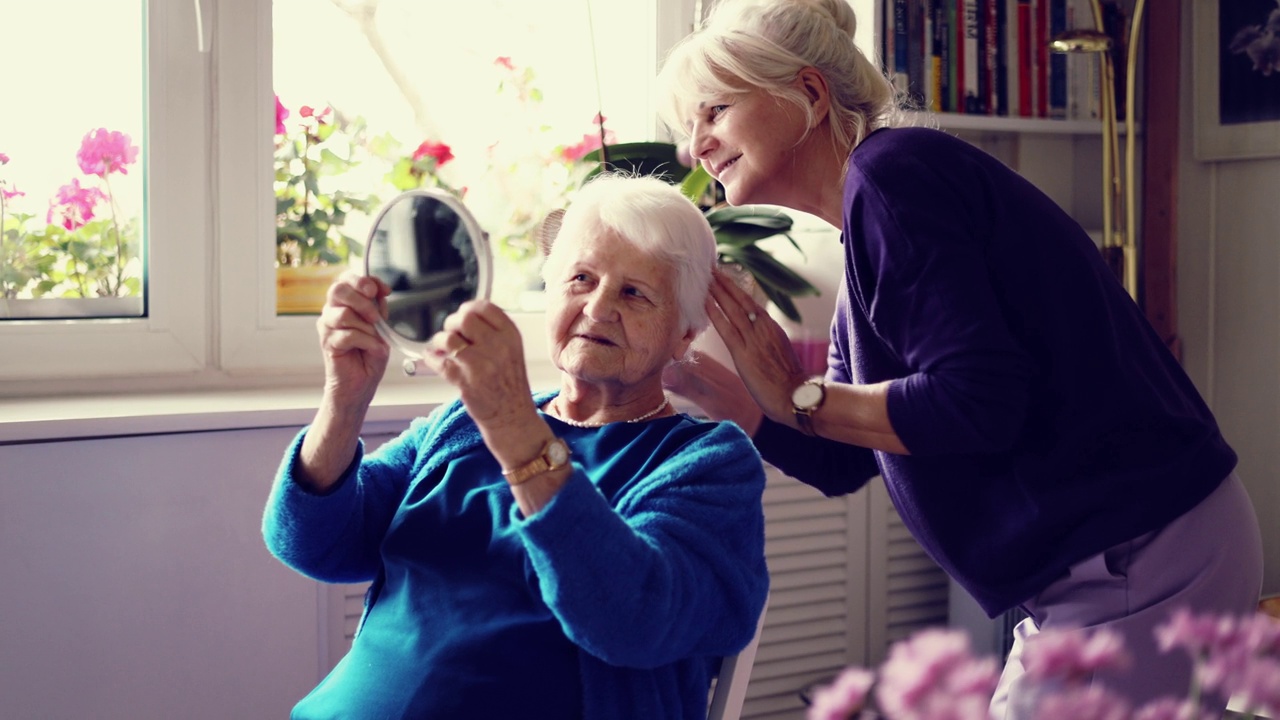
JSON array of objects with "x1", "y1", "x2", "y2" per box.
[{"x1": 545, "y1": 227, "x2": 695, "y2": 389}]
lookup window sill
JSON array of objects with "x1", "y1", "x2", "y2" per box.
[{"x1": 0, "y1": 361, "x2": 562, "y2": 445}]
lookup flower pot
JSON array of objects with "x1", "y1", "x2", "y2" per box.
[{"x1": 276, "y1": 265, "x2": 346, "y2": 315}]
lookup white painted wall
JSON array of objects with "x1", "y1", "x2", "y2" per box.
[
  {"x1": 1177, "y1": 0, "x2": 1280, "y2": 597},
  {"x1": 0, "y1": 425, "x2": 330, "y2": 719}
]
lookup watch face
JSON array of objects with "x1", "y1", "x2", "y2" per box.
[
  {"x1": 546, "y1": 439, "x2": 570, "y2": 466},
  {"x1": 792, "y1": 382, "x2": 824, "y2": 410}
]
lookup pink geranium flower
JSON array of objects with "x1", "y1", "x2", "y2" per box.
[
  {"x1": 76, "y1": 129, "x2": 139, "y2": 178},
  {"x1": 0, "y1": 152, "x2": 9, "y2": 165},
  {"x1": 807, "y1": 667, "x2": 875, "y2": 720},
  {"x1": 494, "y1": 56, "x2": 515, "y2": 71},
  {"x1": 2, "y1": 185, "x2": 25, "y2": 201},
  {"x1": 412, "y1": 140, "x2": 454, "y2": 167},
  {"x1": 559, "y1": 113, "x2": 617, "y2": 162},
  {"x1": 47, "y1": 178, "x2": 107, "y2": 230},
  {"x1": 1037, "y1": 686, "x2": 1131, "y2": 720},
  {"x1": 1021, "y1": 626, "x2": 1132, "y2": 683},
  {"x1": 275, "y1": 95, "x2": 290, "y2": 135},
  {"x1": 298, "y1": 105, "x2": 332, "y2": 123},
  {"x1": 1133, "y1": 698, "x2": 1215, "y2": 720},
  {"x1": 874, "y1": 628, "x2": 999, "y2": 720}
]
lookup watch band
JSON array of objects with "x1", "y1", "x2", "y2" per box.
[
  {"x1": 791, "y1": 378, "x2": 826, "y2": 437},
  {"x1": 501, "y1": 437, "x2": 571, "y2": 486}
]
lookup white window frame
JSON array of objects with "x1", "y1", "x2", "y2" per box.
[
  {"x1": 0, "y1": 0, "x2": 694, "y2": 392},
  {"x1": 0, "y1": 0, "x2": 210, "y2": 387}
]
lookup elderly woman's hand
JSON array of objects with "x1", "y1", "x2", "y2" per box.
[
  {"x1": 704, "y1": 268, "x2": 809, "y2": 427},
  {"x1": 421, "y1": 299, "x2": 543, "y2": 442},
  {"x1": 316, "y1": 271, "x2": 392, "y2": 408}
]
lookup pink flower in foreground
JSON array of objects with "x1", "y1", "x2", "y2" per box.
[
  {"x1": 0, "y1": 152, "x2": 9, "y2": 164},
  {"x1": 275, "y1": 95, "x2": 289, "y2": 135},
  {"x1": 875, "y1": 628, "x2": 999, "y2": 720},
  {"x1": 2, "y1": 185, "x2": 25, "y2": 201},
  {"x1": 298, "y1": 105, "x2": 332, "y2": 123},
  {"x1": 1021, "y1": 626, "x2": 1132, "y2": 683},
  {"x1": 1133, "y1": 697, "x2": 1215, "y2": 720},
  {"x1": 494, "y1": 56, "x2": 515, "y2": 71},
  {"x1": 1037, "y1": 686, "x2": 1131, "y2": 720},
  {"x1": 76, "y1": 128, "x2": 139, "y2": 178},
  {"x1": 412, "y1": 140, "x2": 454, "y2": 167},
  {"x1": 46, "y1": 178, "x2": 107, "y2": 230},
  {"x1": 807, "y1": 667, "x2": 875, "y2": 720},
  {"x1": 1155, "y1": 608, "x2": 1229, "y2": 657}
]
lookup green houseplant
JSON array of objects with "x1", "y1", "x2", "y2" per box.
[{"x1": 581, "y1": 141, "x2": 819, "y2": 323}]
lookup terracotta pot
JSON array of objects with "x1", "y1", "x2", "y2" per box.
[{"x1": 276, "y1": 265, "x2": 346, "y2": 315}]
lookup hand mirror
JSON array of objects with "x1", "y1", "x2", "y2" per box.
[{"x1": 363, "y1": 188, "x2": 492, "y2": 374}]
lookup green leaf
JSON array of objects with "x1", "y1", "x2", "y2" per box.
[
  {"x1": 719, "y1": 245, "x2": 820, "y2": 297},
  {"x1": 714, "y1": 222, "x2": 791, "y2": 246},
  {"x1": 680, "y1": 165, "x2": 713, "y2": 203},
  {"x1": 705, "y1": 205, "x2": 793, "y2": 229},
  {"x1": 582, "y1": 142, "x2": 689, "y2": 184}
]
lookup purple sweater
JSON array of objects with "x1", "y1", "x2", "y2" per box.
[{"x1": 755, "y1": 126, "x2": 1235, "y2": 617}]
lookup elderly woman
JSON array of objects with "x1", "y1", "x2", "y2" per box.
[{"x1": 262, "y1": 173, "x2": 769, "y2": 720}]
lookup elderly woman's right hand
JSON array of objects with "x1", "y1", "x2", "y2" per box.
[{"x1": 315, "y1": 271, "x2": 392, "y2": 407}]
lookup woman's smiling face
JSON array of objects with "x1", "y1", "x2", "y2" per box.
[
  {"x1": 544, "y1": 225, "x2": 694, "y2": 389},
  {"x1": 686, "y1": 87, "x2": 810, "y2": 207}
]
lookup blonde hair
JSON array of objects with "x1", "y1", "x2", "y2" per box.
[
  {"x1": 541, "y1": 173, "x2": 717, "y2": 337},
  {"x1": 657, "y1": 0, "x2": 904, "y2": 152}
]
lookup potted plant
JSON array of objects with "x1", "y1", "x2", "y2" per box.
[
  {"x1": 274, "y1": 98, "x2": 381, "y2": 314},
  {"x1": 581, "y1": 141, "x2": 819, "y2": 323}
]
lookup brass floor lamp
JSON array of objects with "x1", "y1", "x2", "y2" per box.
[{"x1": 1051, "y1": 0, "x2": 1147, "y2": 302}]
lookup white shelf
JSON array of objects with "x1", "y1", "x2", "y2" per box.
[{"x1": 913, "y1": 111, "x2": 1106, "y2": 135}]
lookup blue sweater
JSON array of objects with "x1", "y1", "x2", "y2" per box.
[
  {"x1": 263, "y1": 392, "x2": 769, "y2": 720},
  {"x1": 756, "y1": 126, "x2": 1234, "y2": 617}
]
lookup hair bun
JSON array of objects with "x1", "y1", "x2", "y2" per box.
[{"x1": 792, "y1": 0, "x2": 858, "y2": 39}]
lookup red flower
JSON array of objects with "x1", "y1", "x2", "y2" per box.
[
  {"x1": 275, "y1": 95, "x2": 289, "y2": 135},
  {"x1": 46, "y1": 178, "x2": 107, "y2": 230},
  {"x1": 494, "y1": 56, "x2": 515, "y2": 71},
  {"x1": 412, "y1": 140, "x2": 454, "y2": 167},
  {"x1": 76, "y1": 129, "x2": 139, "y2": 178},
  {"x1": 299, "y1": 105, "x2": 333, "y2": 123}
]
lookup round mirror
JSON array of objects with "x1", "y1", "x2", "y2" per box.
[{"x1": 364, "y1": 188, "x2": 492, "y2": 369}]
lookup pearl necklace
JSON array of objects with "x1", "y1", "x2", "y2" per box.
[{"x1": 548, "y1": 395, "x2": 671, "y2": 428}]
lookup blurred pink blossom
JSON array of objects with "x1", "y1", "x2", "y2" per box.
[
  {"x1": 1155, "y1": 608, "x2": 1229, "y2": 657},
  {"x1": 494, "y1": 56, "x2": 515, "y2": 71},
  {"x1": 875, "y1": 628, "x2": 999, "y2": 720},
  {"x1": 275, "y1": 95, "x2": 289, "y2": 135},
  {"x1": 1132, "y1": 698, "x2": 1215, "y2": 720},
  {"x1": 76, "y1": 128, "x2": 139, "y2": 178},
  {"x1": 2, "y1": 186, "x2": 25, "y2": 201},
  {"x1": 1022, "y1": 626, "x2": 1132, "y2": 683},
  {"x1": 299, "y1": 105, "x2": 332, "y2": 123},
  {"x1": 807, "y1": 667, "x2": 874, "y2": 720},
  {"x1": 46, "y1": 178, "x2": 107, "y2": 230},
  {"x1": 0, "y1": 152, "x2": 9, "y2": 165},
  {"x1": 1037, "y1": 686, "x2": 1131, "y2": 720},
  {"x1": 1223, "y1": 654, "x2": 1280, "y2": 716}
]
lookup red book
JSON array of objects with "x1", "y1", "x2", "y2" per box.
[{"x1": 1017, "y1": 0, "x2": 1031, "y2": 117}]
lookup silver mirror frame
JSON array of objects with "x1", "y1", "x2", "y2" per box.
[{"x1": 363, "y1": 187, "x2": 492, "y2": 365}]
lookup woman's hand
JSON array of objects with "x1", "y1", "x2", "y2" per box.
[
  {"x1": 663, "y1": 350, "x2": 765, "y2": 435},
  {"x1": 419, "y1": 299, "x2": 548, "y2": 471},
  {"x1": 704, "y1": 268, "x2": 810, "y2": 428},
  {"x1": 316, "y1": 271, "x2": 392, "y2": 409}
]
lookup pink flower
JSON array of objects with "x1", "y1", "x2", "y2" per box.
[
  {"x1": 1224, "y1": 654, "x2": 1280, "y2": 716},
  {"x1": 2, "y1": 185, "x2": 25, "y2": 201},
  {"x1": 299, "y1": 105, "x2": 332, "y2": 123},
  {"x1": 494, "y1": 56, "x2": 515, "y2": 71},
  {"x1": 46, "y1": 178, "x2": 107, "y2": 230},
  {"x1": 76, "y1": 128, "x2": 139, "y2": 178},
  {"x1": 412, "y1": 140, "x2": 454, "y2": 167},
  {"x1": 1021, "y1": 626, "x2": 1132, "y2": 683},
  {"x1": 807, "y1": 667, "x2": 875, "y2": 720},
  {"x1": 275, "y1": 95, "x2": 289, "y2": 135},
  {"x1": 0, "y1": 152, "x2": 9, "y2": 165},
  {"x1": 875, "y1": 628, "x2": 999, "y2": 720},
  {"x1": 1155, "y1": 608, "x2": 1228, "y2": 657},
  {"x1": 1133, "y1": 697, "x2": 1215, "y2": 720},
  {"x1": 1036, "y1": 686, "x2": 1131, "y2": 720}
]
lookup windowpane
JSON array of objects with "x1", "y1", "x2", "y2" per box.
[
  {"x1": 0, "y1": 1, "x2": 146, "y2": 320},
  {"x1": 272, "y1": 0, "x2": 655, "y2": 312}
]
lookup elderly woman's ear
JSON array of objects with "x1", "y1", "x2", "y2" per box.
[{"x1": 536, "y1": 208, "x2": 566, "y2": 257}]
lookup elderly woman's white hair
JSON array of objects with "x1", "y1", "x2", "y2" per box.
[
  {"x1": 656, "y1": 0, "x2": 903, "y2": 152},
  {"x1": 540, "y1": 172, "x2": 717, "y2": 338}
]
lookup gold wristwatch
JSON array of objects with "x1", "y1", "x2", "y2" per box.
[
  {"x1": 502, "y1": 437, "x2": 571, "y2": 485},
  {"x1": 790, "y1": 377, "x2": 826, "y2": 436}
]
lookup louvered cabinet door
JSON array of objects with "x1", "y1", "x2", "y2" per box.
[{"x1": 742, "y1": 471, "x2": 948, "y2": 720}]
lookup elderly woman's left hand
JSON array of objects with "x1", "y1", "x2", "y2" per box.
[
  {"x1": 420, "y1": 299, "x2": 539, "y2": 433},
  {"x1": 705, "y1": 268, "x2": 809, "y2": 426}
]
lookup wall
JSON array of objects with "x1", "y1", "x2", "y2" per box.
[
  {"x1": 0, "y1": 425, "x2": 326, "y2": 719},
  {"x1": 1177, "y1": 0, "x2": 1280, "y2": 596}
]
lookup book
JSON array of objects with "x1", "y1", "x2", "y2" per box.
[
  {"x1": 1017, "y1": 0, "x2": 1032, "y2": 116},
  {"x1": 963, "y1": 0, "x2": 980, "y2": 113},
  {"x1": 1048, "y1": 0, "x2": 1067, "y2": 118}
]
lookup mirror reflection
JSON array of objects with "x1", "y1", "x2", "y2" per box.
[{"x1": 364, "y1": 189, "x2": 491, "y2": 360}]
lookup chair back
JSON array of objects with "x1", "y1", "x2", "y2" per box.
[{"x1": 707, "y1": 596, "x2": 769, "y2": 720}]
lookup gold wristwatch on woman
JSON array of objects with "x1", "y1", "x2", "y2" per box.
[
  {"x1": 502, "y1": 437, "x2": 571, "y2": 485},
  {"x1": 790, "y1": 378, "x2": 826, "y2": 436}
]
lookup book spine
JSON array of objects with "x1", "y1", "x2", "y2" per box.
[
  {"x1": 1036, "y1": 0, "x2": 1049, "y2": 117},
  {"x1": 907, "y1": 0, "x2": 927, "y2": 106},
  {"x1": 995, "y1": 0, "x2": 1009, "y2": 116},
  {"x1": 1048, "y1": 0, "x2": 1067, "y2": 118},
  {"x1": 963, "y1": 0, "x2": 979, "y2": 113},
  {"x1": 931, "y1": 1, "x2": 946, "y2": 112},
  {"x1": 892, "y1": 0, "x2": 911, "y2": 96},
  {"x1": 924, "y1": 2, "x2": 938, "y2": 111},
  {"x1": 984, "y1": 0, "x2": 999, "y2": 114},
  {"x1": 1005, "y1": 0, "x2": 1020, "y2": 117},
  {"x1": 951, "y1": 0, "x2": 963, "y2": 112},
  {"x1": 1017, "y1": 0, "x2": 1031, "y2": 116},
  {"x1": 939, "y1": 1, "x2": 954, "y2": 111}
]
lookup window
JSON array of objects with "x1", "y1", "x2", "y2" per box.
[{"x1": 0, "y1": 0, "x2": 691, "y2": 389}]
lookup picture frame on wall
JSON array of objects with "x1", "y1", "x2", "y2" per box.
[{"x1": 1193, "y1": 0, "x2": 1280, "y2": 161}]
